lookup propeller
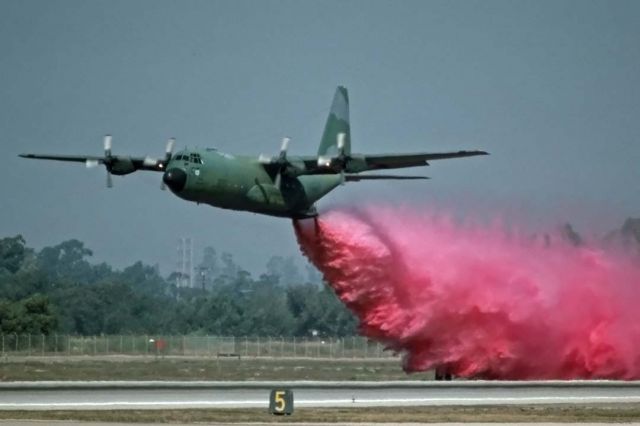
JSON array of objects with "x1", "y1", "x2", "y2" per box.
[
  {"x1": 317, "y1": 132, "x2": 348, "y2": 169},
  {"x1": 274, "y1": 137, "x2": 290, "y2": 188},
  {"x1": 83, "y1": 134, "x2": 114, "y2": 187},
  {"x1": 258, "y1": 137, "x2": 291, "y2": 189},
  {"x1": 160, "y1": 138, "x2": 176, "y2": 190},
  {"x1": 88, "y1": 134, "x2": 176, "y2": 189},
  {"x1": 104, "y1": 135, "x2": 113, "y2": 188}
]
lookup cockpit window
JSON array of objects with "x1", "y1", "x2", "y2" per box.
[{"x1": 173, "y1": 152, "x2": 202, "y2": 164}]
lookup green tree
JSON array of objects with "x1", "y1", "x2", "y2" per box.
[
  {"x1": 286, "y1": 284, "x2": 356, "y2": 337},
  {"x1": 219, "y1": 252, "x2": 239, "y2": 281},
  {"x1": 37, "y1": 239, "x2": 94, "y2": 283},
  {"x1": 197, "y1": 246, "x2": 220, "y2": 289},
  {"x1": 0, "y1": 294, "x2": 56, "y2": 334},
  {"x1": 0, "y1": 234, "x2": 361, "y2": 337},
  {"x1": 265, "y1": 256, "x2": 303, "y2": 287},
  {"x1": 0, "y1": 235, "x2": 28, "y2": 274}
]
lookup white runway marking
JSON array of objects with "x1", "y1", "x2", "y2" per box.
[
  {"x1": 2, "y1": 395, "x2": 640, "y2": 409},
  {"x1": 2, "y1": 381, "x2": 640, "y2": 410}
]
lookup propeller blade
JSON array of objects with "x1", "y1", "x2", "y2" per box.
[
  {"x1": 258, "y1": 154, "x2": 273, "y2": 164},
  {"x1": 104, "y1": 135, "x2": 113, "y2": 187},
  {"x1": 337, "y1": 132, "x2": 346, "y2": 151},
  {"x1": 160, "y1": 138, "x2": 176, "y2": 189},
  {"x1": 278, "y1": 137, "x2": 290, "y2": 163},
  {"x1": 104, "y1": 134, "x2": 112, "y2": 157},
  {"x1": 263, "y1": 137, "x2": 293, "y2": 188},
  {"x1": 280, "y1": 137, "x2": 290, "y2": 154},
  {"x1": 165, "y1": 137, "x2": 175, "y2": 162}
]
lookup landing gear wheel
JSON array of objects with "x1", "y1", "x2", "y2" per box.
[{"x1": 435, "y1": 367, "x2": 452, "y2": 381}]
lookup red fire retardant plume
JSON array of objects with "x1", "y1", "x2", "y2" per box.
[{"x1": 294, "y1": 207, "x2": 640, "y2": 379}]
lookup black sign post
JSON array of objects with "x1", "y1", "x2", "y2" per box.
[{"x1": 269, "y1": 389, "x2": 293, "y2": 415}]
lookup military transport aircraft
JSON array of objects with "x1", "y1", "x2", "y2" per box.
[{"x1": 20, "y1": 86, "x2": 487, "y2": 219}]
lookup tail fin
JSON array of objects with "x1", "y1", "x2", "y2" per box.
[{"x1": 318, "y1": 86, "x2": 351, "y2": 156}]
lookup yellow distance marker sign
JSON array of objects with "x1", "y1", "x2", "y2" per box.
[{"x1": 269, "y1": 389, "x2": 293, "y2": 415}]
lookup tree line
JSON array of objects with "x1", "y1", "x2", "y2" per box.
[
  {"x1": 2, "y1": 218, "x2": 637, "y2": 337},
  {"x1": 0, "y1": 236, "x2": 356, "y2": 337}
]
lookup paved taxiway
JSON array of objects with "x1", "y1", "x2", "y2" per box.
[{"x1": 0, "y1": 381, "x2": 640, "y2": 410}]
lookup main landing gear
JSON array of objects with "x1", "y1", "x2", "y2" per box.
[{"x1": 434, "y1": 367, "x2": 453, "y2": 381}]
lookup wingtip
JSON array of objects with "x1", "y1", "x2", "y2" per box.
[{"x1": 18, "y1": 153, "x2": 29, "y2": 158}]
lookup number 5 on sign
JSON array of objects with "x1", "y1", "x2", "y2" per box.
[{"x1": 269, "y1": 389, "x2": 293, "y2": 415}]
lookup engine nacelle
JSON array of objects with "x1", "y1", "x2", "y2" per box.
[{"x1": 109, "y1": 157, "x2": 136, "y2": 175}]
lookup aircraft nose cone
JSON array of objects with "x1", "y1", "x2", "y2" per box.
[{"x1": 163, "y1": 168, "x2": 187, "y2": 192}]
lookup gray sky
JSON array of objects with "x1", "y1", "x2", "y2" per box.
[{"x1": 1, "y1": 0, "x2": 639, "y2": 274}]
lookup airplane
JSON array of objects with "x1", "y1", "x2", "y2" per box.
[{"x1": 20, "y1": 86, "x2": 488, "y2": 219}]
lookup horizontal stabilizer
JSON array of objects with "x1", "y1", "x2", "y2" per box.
[{"x1": 344, "y1": 174, "x2": 429, "y2": 182}]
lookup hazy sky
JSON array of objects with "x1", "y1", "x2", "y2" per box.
[{"x1": 1, "y1": 0, "x2": 639, "y2": 274}]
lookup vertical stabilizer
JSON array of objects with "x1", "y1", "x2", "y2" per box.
[{"x1": 318, "y1": 86, "x2": 351, "y2": 156}]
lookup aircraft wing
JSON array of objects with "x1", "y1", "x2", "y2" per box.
[
  {"x1": 19, "y1": 135, "x2": 176, "y2": 182},
  {"x1": 295, "y1": 149, "x2": 488, "y2": 175},
  {"x1": 19, "y1": 154, "x2": 102, "y2": 163},
  {"x1": 354, "y1": 150, "x2": 488, "y2": 171},
  {"x1": 19, "y1": 153, "x2": 165, "y2": 172}
]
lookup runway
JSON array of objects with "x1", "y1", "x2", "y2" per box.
[{"x1": 1, "y1": 381, "x2": 640, "y2": 410}]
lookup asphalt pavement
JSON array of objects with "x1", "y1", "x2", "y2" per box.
[{"x1": 0, "y1": 381, "x2": 639, "y2": 410}]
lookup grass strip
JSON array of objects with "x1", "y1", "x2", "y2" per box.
[{"x1": 0, "y1": 357, "x2": 425, "y2": 382}]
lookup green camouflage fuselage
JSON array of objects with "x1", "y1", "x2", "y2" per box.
[
  {"x1": 167, "y1": 148, "x2": 341, "y2": 218},
  {"x1": 19, "y1": 86, "x2": 488, "y2": 219}
]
